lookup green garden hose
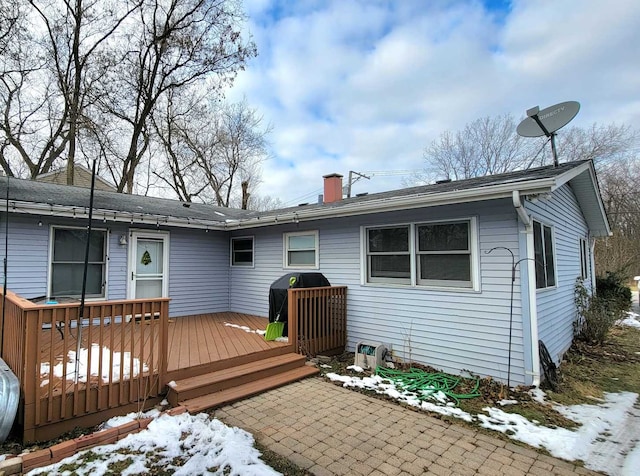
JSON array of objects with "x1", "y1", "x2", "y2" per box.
[{"x1": 375, "y1": 366, "x2": 481, "y2": 405}]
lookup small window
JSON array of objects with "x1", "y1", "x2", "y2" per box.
[
  {"x1": 50, "y1": 227, "x2": 107, "y2": 298},
  {"x1": 579, "y1": 238, "x2": 588, "y2": 279},
  {"x1": 231, "y1": 237, "x2": 254, "y2": 267},
  {"x1": 284, "y1": 231, "x2": 318, "y2": 268},
  {"x1": 533, "y1": 221, "x2": 556, "y2": 289},
  {"x1": 366, "y1": 226, "x2": 410, "y2": 283},
  {"x1": 417, "y1": 221, "x2": 472, "y2": 287}
]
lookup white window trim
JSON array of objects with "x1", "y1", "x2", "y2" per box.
[
  {"x1": 283, "y1": 230, "x2": 319, "y2": 269},
  {"x1": 230, "y1": 236, "x2": 255, "y2": 268},
  {"x1": 360, "y1": 217, "x2": 480, "y2": 291},
  {"x1": 363, "y1": 223, "x2": 412, "y2": 285},
  {"x1": 47, "y1": 225, "x2": 109, "y2": 300},
  {"x1": 533, "y1": 219, "x2": 557, "y2": 291}
]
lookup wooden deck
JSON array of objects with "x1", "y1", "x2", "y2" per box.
[
  {"x1": 166, "y1": 312, "x2": 291, "y2": 380},
  {"x1": 39, "y1": 312, "x2": 291, "y2": 397}
]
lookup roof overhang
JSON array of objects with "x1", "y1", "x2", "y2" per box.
[{"x1": 2, "y1": 161, "x2": 610, "y2": 236}]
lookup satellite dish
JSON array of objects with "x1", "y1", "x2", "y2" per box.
[{"x1": 517, "y1": 101, "x2": 580, "y2": 166}]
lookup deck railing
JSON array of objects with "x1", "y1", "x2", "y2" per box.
[
  {"x1": 288, "y1": 286, "x2": 347, "y2": 356},
  {"x1": 0, "y1": 290, "x2": 170, "y2": 442}
]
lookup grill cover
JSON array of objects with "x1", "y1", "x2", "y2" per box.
[{"x1": 268, "y1": 272, "x2": 331, "y2": 336}]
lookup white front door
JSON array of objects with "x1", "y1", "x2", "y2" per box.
[{"x1": 127, "y1": 231, "x2": 169, "y2": 299}]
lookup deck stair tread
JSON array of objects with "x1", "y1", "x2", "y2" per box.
[
  {"x1": 180, "y1": 366, "x2": 319, "y2": 413},
  {"x1": 167, "y1": 353, "x2": 315, "y2": 407}
]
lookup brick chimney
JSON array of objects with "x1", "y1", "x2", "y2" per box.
[{"x1": 323, "y1": 173, "x2": 343, "y2": 203}]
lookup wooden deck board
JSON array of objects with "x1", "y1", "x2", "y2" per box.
[{"x1": 38, "y1": 312, "x2": 288, "y2": 398}]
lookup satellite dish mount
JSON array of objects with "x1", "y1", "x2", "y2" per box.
[{"x1": 516, "y1": 101, "x2": 580, "y2": 167}]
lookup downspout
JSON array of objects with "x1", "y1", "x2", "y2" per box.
[{"x1": 512, "y1": 191, "x2": 541, "y2": 386}]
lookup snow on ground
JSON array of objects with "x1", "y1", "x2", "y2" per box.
[
  {"x1": 40, "y1": 344, "x2": 148, "y2": 386},
  {"x1": 327, "y1": 372, "x2": 639, "y2": 476},
  {"x1": 617, "y1": 310, "x2": 640, "y2": 329},
  {"x1": 27, "y1": 410, "x2": 280, "y2": 476}
]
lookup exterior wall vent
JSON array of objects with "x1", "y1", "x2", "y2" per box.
[{"x1": 354, "y1": 341, "x2": 387, "y2": 370}]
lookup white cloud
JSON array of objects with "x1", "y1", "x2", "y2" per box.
[{"x1": 229, "y1": 0, "x2": 640, "y2": 205}]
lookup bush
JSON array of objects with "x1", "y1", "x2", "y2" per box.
[
  {"x1": 574, "y1": 279, "x2": 626, "y2": 344},
  {"x1": 596, "y1": 271, "x2": 632, "y2": 313}
]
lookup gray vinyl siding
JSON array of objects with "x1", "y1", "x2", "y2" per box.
[
  {"x1": 0, "y1": 216, "x2": 230, "y2": 318},
  {"x1": 231, "y1": 199, "x2": 528, "y2": 384},
  {"x1": 0, "y1": 215, "x2": 49, "y2": 298},
  {"x1": 106, "y1": 225, "x2": 129, "y2": 300},
  {"x1": 168, "y1": 228, "x2": 229, "y2": 317},
  {"x1": 526, "y1": 184, "x2": 589, "y2": 364}
]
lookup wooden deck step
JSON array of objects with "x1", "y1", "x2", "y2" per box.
[
  {"x1": 180, "y1": 365, "x2": 319, "y2": 414},
  {"x1": 167, "y1": 353, "x2": 308, "y2": 406}
]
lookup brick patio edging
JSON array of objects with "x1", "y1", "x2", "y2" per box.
[{"x1": 0, "y1": 406, "x2": 187, "y2": 475}]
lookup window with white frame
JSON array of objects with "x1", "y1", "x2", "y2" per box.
[
  {"x1": 417, "y1": 221, "x2": 472, "y2": 287},
  {"x1": 579, "y1": 238, "x2": 588, "y2": 279},
  {"x1": 364, "y1": 219, "x2": 476, "y2": 288},
  {"x1": 50, "y1": 227, "x2": 107, "y2": 298},
  {"x1": 231, "y1": 236, "x2": 254, "y2": 267},
  {"x1": 284, "y1": 231, "x2": 318, "y2": 268},
  {"x1": 366, "y1": 226, "x2": 411, "y2": 283},
  {"x1": 533, "y1": 221, "x2": 556, "y2": 289}
]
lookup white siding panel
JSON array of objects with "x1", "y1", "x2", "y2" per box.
[
  {"x1": 231, "y1": 199, "x2": 528, "y2": 384},
  {"x1": 526, "y1": 184, "x2": 589, "y2": 364}
]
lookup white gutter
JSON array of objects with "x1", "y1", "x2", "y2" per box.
[
  {"x1": 513, "y1": 191, "x2": 540, "y2": 387},
  {"x1": 2, "y1": 201, "x2": 228, "y2": 231}
]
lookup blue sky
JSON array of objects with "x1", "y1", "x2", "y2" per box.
[{"x1": 228, "y1": 0, "x2": 640, "y2": 205}]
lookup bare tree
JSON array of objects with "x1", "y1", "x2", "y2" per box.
[
  {"x1": 153, "y1": 97, "x2": 271, "y2": 207},
  {"x1": 0, "y1": 0, "x2": 139, "y2": 181},
  {"x1": 422, "y1": 114, "x2": 540, "y2": 181},
  {"x1": 594, "y1": 157, "x2": 640, "y2": 278},
  {"x1": 98, "y1": 0, "x2": 256, "y2": 194}
]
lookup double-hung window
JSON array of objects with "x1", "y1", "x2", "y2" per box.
[
  {"x1": 364, "y1": 219, "x2": 476, "y2": 289},
  {"x1": 533, "y1": 221, "x2": 556, "y2": 289},
  {"x1": 417, "y1": 221, "x2": 472, "y2": 287},
  {"x1": 50, "y1": 227, "x2": 107, "y2": 298},
  {"x1": 284, "y1": 231, "x2": 318, "y2": 268},
  {"x1": 231, "y1": 237, "x2": 254, "y2": 267},
  {"x1": 366, "y1": 226, "x2": 411, "y2": 284}
]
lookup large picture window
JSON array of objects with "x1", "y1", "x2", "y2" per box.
[
  {"x1": 50, "y1": 227, "x2": 107, "y2": 298},
  {"x1": 364, "y1": 219, "x2": 476, "y2": 289},
  {"x1": 231, "y1": 237, "x2": 254, "y2": 267},
  {"x1": 533, "y1": 221, "x2": 556, "y2": 289},
  {"x1": 284, "y1": 231, "x2": 319, "y2": 268}
]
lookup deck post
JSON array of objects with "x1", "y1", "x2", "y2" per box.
[
  {"x1": 158, "y1": 299, "x2": 169, "y2": 387},
  {"x1": 288, "y1": 289, "x2": 298, "y2": 354}
]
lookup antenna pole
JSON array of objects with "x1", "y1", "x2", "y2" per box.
[
  {"x1": 75, "y1": 158, "x2": 97, "y2": 381},
  {"x1": 529, "y1": 113, "x2": 559, "y2": 167},
  {"x1": 549, "y1": 133, "x2": 559, "y2": 167}
]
